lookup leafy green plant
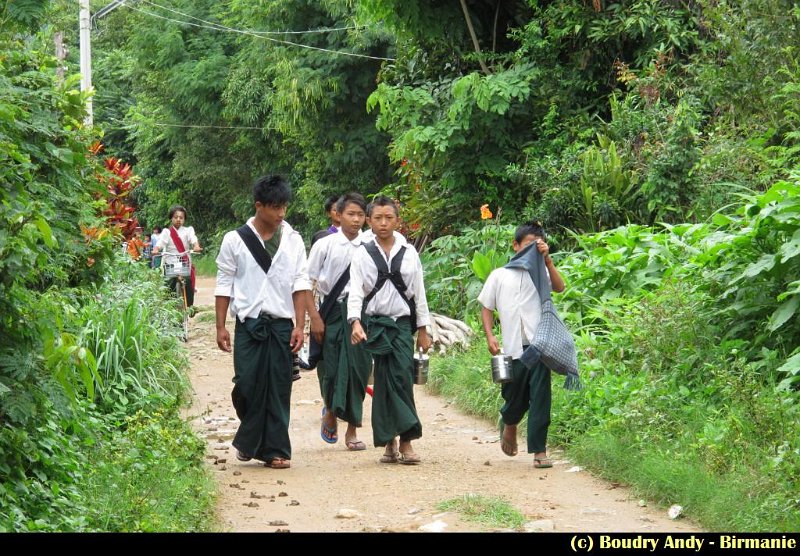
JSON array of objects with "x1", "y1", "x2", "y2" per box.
[{"x1": 421, "y1": 218, "x2": 514, "y2": 320}]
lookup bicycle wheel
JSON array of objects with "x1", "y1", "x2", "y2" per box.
[{"x1": 175, "y1": 279, "x2": 189, "y2": 341}]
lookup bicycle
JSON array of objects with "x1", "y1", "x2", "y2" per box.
[{"x1": 162, "y1": 250, "x2": 196, "y2": 341}]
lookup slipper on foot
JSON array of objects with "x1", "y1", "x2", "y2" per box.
[
  {"x1": 533, "y1": 457, "x2": 552, "y2": 469},
  {"x1": 265, "y1": 457, "x2": 291, "y2": 469},
  {"x1": 398, "y1": 452, "x2": 421, "y2": 465},
  {"x1": 346, "y1": 440, "x2": 367, "y2": 451},
  {"x1": 320, "y1": 407, "x2": 338, "y2": 444}
]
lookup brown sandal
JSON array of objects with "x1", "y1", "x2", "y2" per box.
[{"x1": 398, "y1": 452, "x2": 421, "y2": 465}]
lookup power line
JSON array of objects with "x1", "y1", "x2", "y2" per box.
[
  {"x1": 119, "y1": 1, "x2": 395, "y2": 62},
  {"x1": 151, "y1": 122, "x2": 273, "y2": 130},
  {"x1": 139, "y1": 0, "x2": 362, "y2": 35}
]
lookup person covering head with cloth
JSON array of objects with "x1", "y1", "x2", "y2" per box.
[
  {"x1": 214, "y1": 175, "x2": 310, "y2": 469},
  {"x1": 348, "y1": 195, "x2": 432, "y2": 465},
  {"x1": 306, "y1": 192, "x2": 372, "y2": 451},
  {"x1": 153, "y1": 206, "x2": 201, "y2": 306},
  {"x1": 478, "y1": 221, "x2": 566, "y2": 469}
]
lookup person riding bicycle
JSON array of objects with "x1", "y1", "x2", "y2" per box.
[{"x1": 153, "y1": 205, "x2": 202, "y2": 307}]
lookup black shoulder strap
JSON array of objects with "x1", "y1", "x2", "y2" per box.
[
  {"x1": 236, "y1": 225, "x2": 272, "y2": 277},
  {"x1": 317, "y1": 265, "x2": 350, "y2": 321},
  {"x1": 362, "y1": 242, "x2": 417, "y2": 328}
]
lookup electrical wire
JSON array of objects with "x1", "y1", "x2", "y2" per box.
[
  {"x1": 139, "y1": 0, "x2": 362, "y2": 35},
  {"x1": 118, "y1": 1, "x2": 395, "y2": 61}
]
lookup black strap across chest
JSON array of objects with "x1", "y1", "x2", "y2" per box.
[
  {"x1": 236, "y1": 225, "x2": 272, "y2": 277},
  {"x1": 362, "y1": 241, "x2": 416, "y2": 329}
]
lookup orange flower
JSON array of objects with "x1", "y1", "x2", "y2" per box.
[
  {"x1": 480, "y1": 204, "x2": 493, "y2": 220},
  {"x1": 86, "y1": 257, "x2": 96, "y2": 268}
]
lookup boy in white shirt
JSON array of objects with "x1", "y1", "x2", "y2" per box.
[
  {"x1": 214, "y1": 175, "x2": 310, "y2": 469},
  {"x1": 306, "y1": 193, "x2": 372, "y2": 451},
  {"x1": 478, "y1": 221, "x2": 565, "y2": 469},
  {"x1": 348, "y1": 196, "x2": 432, "y2": 464}
]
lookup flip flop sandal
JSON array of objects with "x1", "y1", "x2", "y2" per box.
[
  {"x1": 533, "y1": 458, "x2": 552, "y2": 469},
  {"x1": 398, "y1": 452, "x2": 421, "y2": 465},
  {"x1": 346, "y1": 440, "x2": 367, "y2": 451},
  {"x1": 320, "y1": 407, "x2": 338, "y2": 444},
  {"x1": 379, "y1": 451, "x2": 399, "y2": 464},
  {"x1": 265, "y1": 457, "x2": 291, "y2": 469}
]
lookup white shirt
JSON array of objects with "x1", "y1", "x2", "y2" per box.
[
  {"x1": 347, "y1": 232, "x2": 431, "y2": 328},
  {"x1": 307, "y1": 230, "x2": 364, "y2": 302},
  {"x1": 478, "y1": 267, "x2": 549, "y2": 359},
  {"x1": 214, "y1": 218, "x2": 311, "y2": 322},
  {"x1": 156, "y1": 226, "x2": 198, "y2": 263}
]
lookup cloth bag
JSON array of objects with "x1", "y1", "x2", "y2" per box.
[{"x1": 505, "y1": 242, "x2": 581, "y2": 390}]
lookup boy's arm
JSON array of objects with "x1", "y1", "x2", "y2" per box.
[
  {"x1": 545, "y1": 258, "x2": 565, "y2": 293},
  {"x1": 306, "y1": 288, "x2": 324, "y2": 343},
  {"x1": 481, "y1": 306, "x2": 500, "y2": 356}
]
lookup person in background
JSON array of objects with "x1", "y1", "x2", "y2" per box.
[
  {"x1": 311, "y1": 195, "x2": 342, "y2": 247},
  {"x1": 151, "y1": 226, "x2": 163, "y2": 269},
  {"x1": 153, "y1": 207, "x2": 201, "y2": 307}
]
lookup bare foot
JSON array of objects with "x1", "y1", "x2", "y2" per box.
[{"x1": 501, "y1": 422, "x2": 518, "y2": 457}]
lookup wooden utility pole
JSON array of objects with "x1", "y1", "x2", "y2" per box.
[{"x1": 79, "y1": 0, "x2": 93, "y2": 125}]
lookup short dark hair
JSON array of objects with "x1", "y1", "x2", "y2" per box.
[
  {"x1": 324, "y1": 195, "x2": 339, "y2": 213},
  {"x1": 514, "y1": 220, "x2": 546, "y2": 244},
  {"x1": 168, "y1": 205, "x2": 186, "y2": 219},
  {"x1": 253, "y1": 175, "x2": 291, "y2": 206},
  {"x1": 153, "y1": 226, "x2": 162, "y2": 234},
  {"x1": 336, "y1": 192, "x2": 367, "y2": 214},
  {"x1": 311, "y1": 229, "x2": 331, "y2": 247},
  {"x1": 368, "y1": 195, "x2": 398, "y2": 217}
]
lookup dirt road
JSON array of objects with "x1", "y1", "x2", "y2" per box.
[{"x1": 186, "y1": 277, "x2": 700, "y2": 532}]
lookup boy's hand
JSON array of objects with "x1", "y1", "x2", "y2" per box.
[
  {"x1": 535, "y1": 239, "x2": 553, "y2": 264},
  {"x1": 351, "y1": 320, "x2": 367, "y2": 344},
  {"x1": 290, "y1": 326, "x2": 304, "y2": 353},
  {"x1": 486, "y1": 334, "x2": 500, "y2": 356},
  {"x1": 310, "y1": 314, "x2": 325, "y2": 343},
  {"x1": 416, "y1": 328, "x2": 432, "y2": 353},
  {"x1": 217, "y1": 327, "x2": 232, "y2": 352}
]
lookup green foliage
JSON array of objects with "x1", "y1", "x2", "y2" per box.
[
  {"x1": 0, "y1": 264, "x2": 212, "y2": 532},
  {"x1": 81, "y1": 409, "x2": 216, "y2": 532},
  {"x1": 420, "y1": 221, "x2": 514, "y2": 320},
  {"x1": 82, "y1": 259, "x2": 189, "y2": 416},
  {"x1": 93, "y1": 0, "x2": 394, "y2": 240}
]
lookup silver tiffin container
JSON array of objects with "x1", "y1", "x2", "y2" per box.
[
  {"x1": 491, "y1": 349, "x2": 513, "y2": 384},
  {"x1": 413, "y1": 347, "x2": 429, "y2": 385}
]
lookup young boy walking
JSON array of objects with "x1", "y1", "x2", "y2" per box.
[
  {"x1": 478, "y1": 221, "x2": 565, "y2": 468},
  {"x1": 347, "y1": 196, "x2": 432, "y2": 464},
  {"x1": 214, "y1": 175, "x2": 310, "y2": 469},
  {"x1": 306, "y1": 193, "x2": 372, "y2": 451}
]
